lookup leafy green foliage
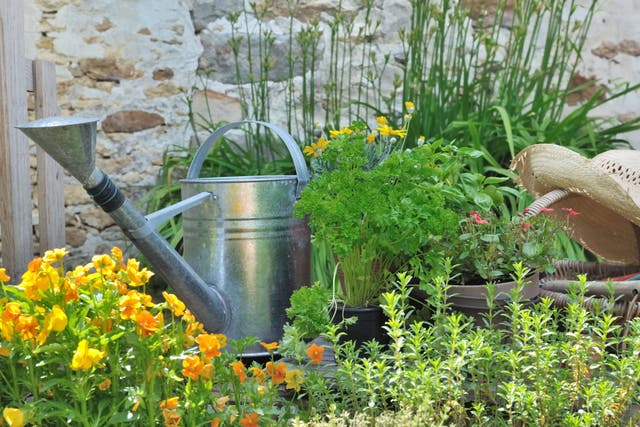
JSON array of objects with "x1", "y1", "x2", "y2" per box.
[{"x1": 285, "y1": 284, "x2": 332, "y2": 340}]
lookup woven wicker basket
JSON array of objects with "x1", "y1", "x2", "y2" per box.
[
  {"x1": 540, "y1": 260, "x2": 640, "y2": 321},
  {"x1": 526, "y1": 189, "x2": 640, "y2": 321}
]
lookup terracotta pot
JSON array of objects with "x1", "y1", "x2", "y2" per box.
[
  {"x1": 331, "y1": 304, "x2": 388, "y2": 348},
  {"x1": 446, "y1": 272, "x2": 541, "y2": 326}
]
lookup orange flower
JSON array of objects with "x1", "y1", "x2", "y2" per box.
[
  {"x1": 239, "y1": 412, "x2": 259, "y2": 427},
  {"x1": 260, "y1": 341, "x2": 278, "y2": 353},
  {"x1": 160, "y1": 397, "x2": 181, "y2": 427},
  {"x1": 230, "y1": 360, "x2": 247, "y2": 383},
  {"x1": 15, "y1": 315, "x2": 39, "y2": 341},
  {"x1": 196, "y1": 333, "x2": 226, "y2": 359},
  {"x1": 306, "y1": 343, "x2": 324, "y2": 365},
  {"x1": 98, "y1": 378, "x2": 112, "y2": 391},
  {"x1": 2, "y1": 302, "x2": 21, "y2": 322},
  {"x1": 135, "y1": 310, "x2": 164, "y2": 337},
  {"x1": 160, "y1": 397, "x2": 179, "y2": 410},
  {"x1": 119, "y1": 292, "x2": 141, "y2": 320},
  {"x1": 182, "y1": 355, "x2": 206, "y2": 381},
  {"x1": 0, "y1": 268, "x2": 10, "y2": 283},
  {"x1": 265, "y1": 361, "x2": 287, "y2": 385},
  {"x1": 111, "y1": 247, "x2": 124, "y2": 267},
  {"x1": 210, "y1": 418, "x2": 222, "y2": 427},
  {"x1": 214, "y1": 396, "x2": 230, "y2": 411}
]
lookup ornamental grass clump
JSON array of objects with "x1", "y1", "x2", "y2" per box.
[{"x1": 0, "y1": 248, "x2": 320, "y2": 426}]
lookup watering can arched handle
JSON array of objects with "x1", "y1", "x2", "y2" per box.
[{"x1": 186, "y1": 120, "x2": 310, "y2": 198}]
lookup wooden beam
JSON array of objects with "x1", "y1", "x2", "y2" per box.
[
  {"x1": 0, "y1": 2, "x2": 34, "y2": 277},
  {"x1": 33, "y1": 59, "x2": 65, "y2": 253}
]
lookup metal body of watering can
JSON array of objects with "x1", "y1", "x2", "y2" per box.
[
  {"x1": 17, "y1": 117, "x2": 311, "y2": 357},
  {"x1": 180, "y1": 121, "x2": 310, "y2": 356}
]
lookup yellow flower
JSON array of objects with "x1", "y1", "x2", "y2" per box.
[
  {"x1": 44, "y1": 305, "x2": 68, "y2": 332},
  {"x1": 71, "y1": 339, "x2": 106, "y2": 371},
  {"x1": 249, "y1": 366, "x2": 266, "y2": 383},
  {"x1": 111, "y1": 247, "x2": 124, "y2": 267},
  {"x1": 260, "y1": 341, "x2": 279, "y2": 353},
  {"x1": 162, "y1": 292, "x2": 186, "y2": 317},
  {"x1": 404, "y1": 101, "x2": 415, "y2": 113},
  {"x1": 366, "y1": 132, "x2": 376, "y2": 144},
  {"x1": 0, "y1": 347, "x2": 10, "y2": 357},
  {"x1": 42, "y1": 248, "x2": 68, "y2": 264},
  {"x1": 126, "y1": 258, "x2": 154, "y2": 287},
  {"x1": 285, "y1": 368, "x2": 304, "y2": 392},
  {"x1": 302, "y1": 137, "x2": 329, "y2": 158},
  {"x1": 377, "y1": 124, "x2": 407, "y2": 138},
  {"x1": 19, "y1": 259, "x2": 57, "y2": 301},
  {"x1": 376, "y1": 116, "x2": 388, "y2": 126},
  {"x1": 417, "y1": 135, "x2": 426, "y2": 146},
  {"x1": 0, "y1": 269, "x2": 10, "y2": 283},
  {"x1": 329, "y1": 127, "x2": 354, "y2": 139},
  {"x1": 92, "y1": 253, "x2": 116, "y2": 272},
  {"x1": 2, "y1": 407, "x2": 25, "y2": 427}
]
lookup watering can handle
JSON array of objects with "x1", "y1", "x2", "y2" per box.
[{"x1": 186, "y1": 120, "x2": 310, "y2": 198}]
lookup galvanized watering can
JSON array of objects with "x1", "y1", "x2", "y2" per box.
[{"x1": 18, "y1": 117, "x2": 310, "y2": 356}]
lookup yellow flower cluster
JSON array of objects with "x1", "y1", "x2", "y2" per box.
[{"x1": 302, "y1": 101, "x2": 415, "y2": 162}]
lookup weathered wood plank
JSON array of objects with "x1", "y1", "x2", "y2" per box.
[
  {"x1": 33, "y1": 59, "x2": 65, "y2": 253},
  {"x1": 0, "y1": 2, "x2": 34, "y2": 277},
  {"x1": 25, "y1": 58, "x2": 33, "y2": 92}
]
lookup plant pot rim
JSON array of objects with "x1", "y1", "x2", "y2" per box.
[{"x1": 447, "y1": 272, "x2": 541, "y2": 306}]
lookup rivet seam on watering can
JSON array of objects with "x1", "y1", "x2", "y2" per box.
[
  {"x1": 86, "y1": 174, "x2": 125, "y2": 213},
  {"x1": 128, "y1": 222, "x2": 155, "y2": 240}
]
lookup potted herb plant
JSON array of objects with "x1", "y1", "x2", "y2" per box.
[
  {"x1": 438, "y1": 204, "x2": 570, "y2": 325},
  {"x1": 296, "y1": 116, "x2": 468, "y2": 344}
]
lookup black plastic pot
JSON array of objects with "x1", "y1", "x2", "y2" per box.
[{"x1": 331, "y1": 304, "x2": 388, "y2": 347}]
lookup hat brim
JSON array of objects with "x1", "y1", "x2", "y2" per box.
[{"x1": 511, "y1": 144, "x2": 640, "y2": 264}]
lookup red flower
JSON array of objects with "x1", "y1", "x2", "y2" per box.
[
  {"x1": 539, "y1": 207, "x2": 555, "y2": 213},
  {"x1": 562, "y1": 208, "x2": 580, "y2": 217},
  {"x1": 469, "y1": 211, "x2": 489, "y2": 225},
  {"x1": 521, "y1": 222, "x2": 532, "y2": 231}
]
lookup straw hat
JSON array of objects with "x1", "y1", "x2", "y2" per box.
[{"x1": 510, "y1": 144, "x2": 640, "y2": 264}]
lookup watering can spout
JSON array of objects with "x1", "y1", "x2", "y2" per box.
[{"x1": 17, "y1": 116, "x2": 230, "y2": 333}]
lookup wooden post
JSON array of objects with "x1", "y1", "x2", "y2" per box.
[
  {"x1": 33, "y1": 60, "x2": 65, "y2": 253},
  {"x1": 0, "y1": 1, "x2": 33, "y2": 277}
]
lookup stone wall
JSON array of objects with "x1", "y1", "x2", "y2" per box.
[{"x1": 20, "y1": 0, "x2": 640, "y2": 266}]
